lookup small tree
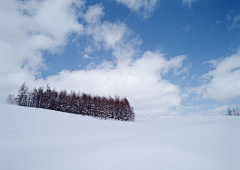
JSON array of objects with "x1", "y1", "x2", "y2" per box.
[
  {"x1": 6, "y1": 94, "x2": 15, "y2": 105},
  {"x1": 16, "y1": 83, "x2": 29, "y2": 106},
  {"x1": 234, "y1": 108, "x2": 239, "y2": 116},
  {"x1": 227, "y1": 108, "x2": 240, "y2": 116}
]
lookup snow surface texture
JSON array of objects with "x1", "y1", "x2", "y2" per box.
[{"x1": 1, "y1": 104, "x2": 240, "y2": 170}]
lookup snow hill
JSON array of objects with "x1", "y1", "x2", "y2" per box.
[{"x1": 1, "y1": 104, "x2": 240, "y2": 170}]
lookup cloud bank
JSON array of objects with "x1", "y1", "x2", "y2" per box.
[
  {"x1": 1, "y1": 0, "x2": 239, "y2": 116},
  {"x1": 33, "y1": 51, "x2": 186, "y2": 116}
]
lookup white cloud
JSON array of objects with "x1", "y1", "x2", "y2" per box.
[
  {"x1": 83, "y1": 54, "x2": 93, "y2": 59},
  {"x1": 203, "y1": 59, "x2": 220, "y2": 68},
  {"x1": 83, "y1": 4, "x2": 104, "y2": 24},
  {"x1": 115, "y1": 0, "x2": 159, "y2": 18},
  {"x1": 0, "y1": 0, "x2": 84, "y2": 76},
  {"x1": 182, "y1": 0, "x2": 198, "y2": 9},
  {"x1": 81, "y1": 3, "x2": 142, "y2": 61},
  {"x1": 85, "y1": 20, "x2": 142, "y2": 61},
  {"x1": 195, "y1": 49, "x2": 240, "y2": 100},
  {"x1": 87, "y1": 22, "x2": 127, "y2": 49}
]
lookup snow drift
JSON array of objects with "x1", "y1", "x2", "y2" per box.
[{"x1": 0, "y1": 104, "x2": 240, "y2": 170}]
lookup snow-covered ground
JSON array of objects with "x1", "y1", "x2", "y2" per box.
[{"x1": 1, "y1": 104, "x2": 240, "y2": 170}]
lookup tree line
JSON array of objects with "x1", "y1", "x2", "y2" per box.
[
  {"x1": 7, "y1": 83, "x2": 135, "y2": 121},
  {"x1": 226, "y1": 108, "x2": 240, "y2": 116}
]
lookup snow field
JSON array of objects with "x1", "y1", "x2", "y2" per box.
[{"x1": 1, "y1": 104, "x2": 240, "y2": 170}]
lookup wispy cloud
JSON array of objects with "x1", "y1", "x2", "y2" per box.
[
  {"x1": 229, "y1": 14, "x2": 240, "y2": 30},
  {"x1": 84, "y1": 46, "x2": 94, "y2": 54},
  {"x1": 182, "y1": 0, "x2": 199, "y2": 9},
  {"x1": 210, "y1": 21, "x2": 221, "y2": 29},
  {"x1": 181, "y1": 25, "x2": 191, "y2": 32},
  {"x1": 193, "y1": 49, "x2": 240, "y2": 100},
  {"x1": 115, "y1": 0, "x2": 159, "y2": 19},
  {"x1": 227, "y1": 11, "x2": 240, "y2": 30}
]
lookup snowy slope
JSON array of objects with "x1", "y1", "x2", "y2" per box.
[{"x1": 1, "y1": 104, "x2": 240, "y2": 170}]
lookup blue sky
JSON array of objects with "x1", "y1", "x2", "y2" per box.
[{"x1": 0, "y1": 0, "x2": 240, "y2": 116}]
